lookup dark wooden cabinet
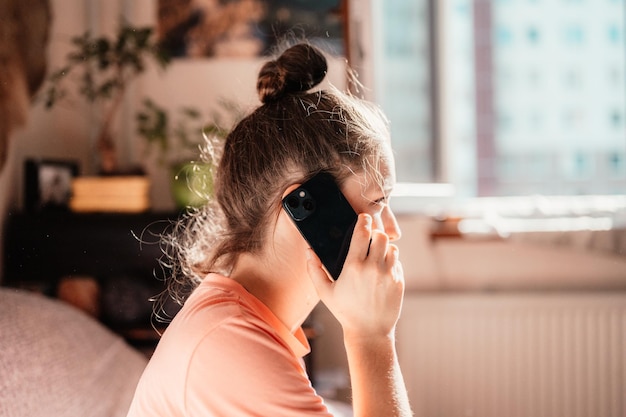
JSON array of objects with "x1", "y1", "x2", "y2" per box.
[
  {"x1": 3, "y1": 211, "x2": 175, "y2": 290},
  {"x1": 2, "y1": 211, "x2": 180, "y2": 353}
]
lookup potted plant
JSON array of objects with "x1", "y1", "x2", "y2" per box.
[
  {"x1": 41, "y1": 22, "x2": 169, "y2": 174},
  {"x1": 136, "y1": 98, "x2": 235, "y2": 208}
]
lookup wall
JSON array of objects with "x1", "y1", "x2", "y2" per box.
[
  {"x1": 3, "y1": 0, "x2": 350, "y2": 208},
  {"x1": 397, "y1": 291, "x2": 626, "y2": 417},
  {"x1": 0, "y1": 0, "x2": 347, "y2": 277},
  {"x1": 0, "y1": 0, "x2": 92, "y2": 281}
]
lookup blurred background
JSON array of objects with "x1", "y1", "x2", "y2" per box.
[
  {"x1": 374, "y1": 0, "x2": 626, "y2": 197},
  {"x1": 1, "y1": 1, "x2": 625, "y2": 416}
]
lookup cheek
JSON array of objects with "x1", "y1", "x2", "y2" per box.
[{"x1": 275, "y1": 210, "x2": 309, "y2": 258}]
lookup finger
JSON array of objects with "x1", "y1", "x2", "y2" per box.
[
  {"x1": 395, "y1": 259, "x2": 404, "y2": 282},
  {"x1": 366, "y1": 230, "x2": 389, "y2": 263},
  {"x1": 306, "y1": 248, "x2": 333, "y2": 298},
  {"x1": 345, "y1": 213, "x2": 373, "y2": 262},
  {"x1": 387, "y1": 245, "x2": 405, "y2": 285},
  {"x1": 385, "y1": 243, "x2": 400, "y2": 269},
  {"x1": 394, "y1": 259, "x2": 405, "y2": 288}
]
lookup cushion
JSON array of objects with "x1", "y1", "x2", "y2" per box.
[{"x1": 0, "y1": 288, "x2": 147, "y2": 417}]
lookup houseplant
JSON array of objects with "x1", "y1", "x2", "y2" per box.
[
  {"x1": 41, "y1": 22, "x2": 169, "y2": 174},
  {"x1": 136, "y1": 98, "x2": 235, "y2": 208}
]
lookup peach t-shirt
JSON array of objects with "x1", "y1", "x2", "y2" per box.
[{"x1": 126, "y1": 273, "x2": 332, "y2": 417}]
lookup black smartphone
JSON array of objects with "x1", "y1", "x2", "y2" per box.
[{"x1": 282, "y1": 172, "x2": 358, "y2": 280}]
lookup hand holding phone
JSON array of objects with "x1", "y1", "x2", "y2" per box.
[
  {"x1": 282, "y1": 172, "x2": 358, "y2": 280},
  {"x1": 306, "y1": 213, "x2": 406, "y2": 340}
]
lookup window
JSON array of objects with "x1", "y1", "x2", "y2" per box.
[
  {"x1": 376, "y1": 0, "x2": 433, "y2": 183},
  {"x1": 365, "y1": 0, "x2": 626, "y2": 198}
]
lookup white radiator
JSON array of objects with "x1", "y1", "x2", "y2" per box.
[{"x1": 397, "y1": 293, "x2": 626, "y2": 417}]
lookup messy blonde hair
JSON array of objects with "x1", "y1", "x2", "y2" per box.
[{"x1": 155, "y1": 41, "x2": 391, "y2": 318}]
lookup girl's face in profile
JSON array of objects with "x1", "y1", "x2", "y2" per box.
[
  {"x1": 275, "y1": 147, "x2": 401, "y2": 278},
  {"x1": 265, "y1": 148, "x2": 401, "y2": 319},
  {"x1": 341, "y1": 148, "x2": 401, "y2": 243}
]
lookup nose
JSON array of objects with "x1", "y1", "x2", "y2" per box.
[{"x1": 377, "y1": 205, "x2": 401, "y2": 242}]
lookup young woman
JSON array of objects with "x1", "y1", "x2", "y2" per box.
[{"x1": 127, "y1": 42, "x2": 412, "y2": 417}]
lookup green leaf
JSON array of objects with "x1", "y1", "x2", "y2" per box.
[
  {"x1": 96, "y1": 39, "x2": 110, "y2": 68},
  {"x1": 182, "y1": 107, "x2": 201, "y2": 118},
  {"x1": 80, "y1": 70, "x2": 97, "y2": 101},
  {"x1": 131, "y1": 28, "x2": 150, "y2": 48},
  {"x1": 49, "y1": 66, "x2": 71, "y2": 82},
  {"x1": 116, "y1": 26, "x2": 130, "y2": 53},
  {"x1": 97, "y1": 79, "x2": 121, "y2": 98}
]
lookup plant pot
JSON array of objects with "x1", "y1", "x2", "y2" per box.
[{"x1": 170, "y1": 162, "x2": 213, "y2": 209}]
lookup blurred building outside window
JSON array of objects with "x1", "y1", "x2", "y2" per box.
[{"x1": 366, "y1": 0, "x2": 626, "y2": 207}]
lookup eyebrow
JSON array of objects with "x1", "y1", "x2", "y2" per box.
[
  {"x1": 380, "y1": 179, "x2": 394, "y2": 196},
  {"x1": 365, "y1": 182, "x2": 393, "y2": 202}
]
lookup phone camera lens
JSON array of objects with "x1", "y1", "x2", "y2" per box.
[
  {"x1": 287, "y1": 196, "x2": 300, "y2": 209},
  {"x1": 303, "y1": 198, "x2": 315, "y2": 212}
]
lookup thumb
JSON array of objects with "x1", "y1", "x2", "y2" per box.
[{"x1": 306, "y1": 248, "x2": 333, "y2": 299}]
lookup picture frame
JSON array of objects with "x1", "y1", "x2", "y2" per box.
[
  {"x1": 24, "y1": 159, "x2": 79, "y2": 212},
  {"x1": 157, "y1": 0, "x2": 345, "y2": 58}
]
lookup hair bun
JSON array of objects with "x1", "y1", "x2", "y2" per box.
[{"x1": 257, "y1": 43, "x2": 328, "y2": 103}]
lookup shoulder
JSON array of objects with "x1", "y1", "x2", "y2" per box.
[
  {"x1": 179, "y1": 279, "x2": 330, "y2": 415},
  {"x1": 137, "y1": 275, "x2": 331, "y2": 416},
  {"x1": 185, "y1": 320, "x2": 330, "y2": 416},
  {"x1": 159, "y1": 274, "x2": 294, "y2": 368},
  {"x1": 174, "y1": 274, "x2": 275, "y2": 336}
]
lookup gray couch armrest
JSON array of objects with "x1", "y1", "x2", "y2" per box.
[{"x1": 0, "y1": 288, "x2": 147, "y2": 417}]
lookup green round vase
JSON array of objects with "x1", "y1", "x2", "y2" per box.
[{"x1": 170, "y1": 162, "x2": 213, "y2": 209}]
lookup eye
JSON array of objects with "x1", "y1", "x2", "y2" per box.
[
  {"x1": 373, "y1": 197, "x2": 386, "y2": 205},
  {"x1": 370, "y1": 196, "x2": 388, "y2": 211}
]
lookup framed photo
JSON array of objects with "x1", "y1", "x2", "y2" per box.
[
  {"x1": 24, "y1": 159, "x2": 79, "y2": 212},
  {"x1": 157, "y1": 0, "x2": 345, "y2": 58}
]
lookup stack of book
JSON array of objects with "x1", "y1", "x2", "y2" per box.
[{"x1": 69, "y1": 176, "x2": 150, "y2": 213}]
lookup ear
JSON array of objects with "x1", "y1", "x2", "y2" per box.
[
  {"x1": 275, "y1": 183, "x2": 302, "y2": 219},
  {"x1": 281, "y1": 183, "x2": 302, "y2": 199}
]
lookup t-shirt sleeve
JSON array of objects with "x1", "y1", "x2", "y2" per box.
[{"x1": 184, "y1": 315, "x2": 334, "y2": 417}]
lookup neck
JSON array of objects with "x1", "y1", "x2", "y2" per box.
[{"x1": 229, "y1": 251, "x2": 318, "y2": 333}]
